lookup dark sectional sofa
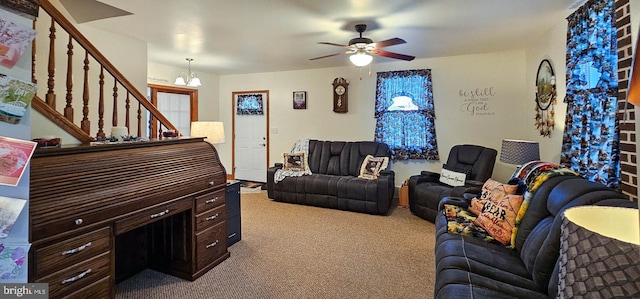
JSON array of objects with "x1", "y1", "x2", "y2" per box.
[
  {"x1": 266, "y1": 140, "x2": 394, "y2": 215},
  {"x1": 434, "y1": 174, "x2": 637, "y2": 298}
]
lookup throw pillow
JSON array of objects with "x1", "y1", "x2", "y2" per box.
[
  {"x1": 468, "y1": 178, "x2": 518, "y2": 215},
  {"x1": 439, "y1": 167, "x2": 467, "y2": 187},
  {"x1": 283, "y1": 152, "x2": 307, "y2": 172},
  {"x1": 358, "y1": 155, "x2": 389, "y2": 180},
  {"x1": 472, "y1": 194, "x2": 524, "y2": 246},
  {"x1": 442, "y1": 164, "x2": 472, "y2": 179}
]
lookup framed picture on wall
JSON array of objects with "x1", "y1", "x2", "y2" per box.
[{"x1": 293, "y1": 91, "x2": 306, "y2": 109}]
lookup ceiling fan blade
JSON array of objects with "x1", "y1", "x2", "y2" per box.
[
  {"x1": 373, "y1": 37, "x2": 406, "y2": 48},
  {"x1": 371, "y1": 49, "x2": 415, "y2": 61},
  {"x1": 318, "y1": 42, "x2": 350, "y2": 48},
  {"x1": 309, "y1": 51, "x2": 350, "y2": 60}
]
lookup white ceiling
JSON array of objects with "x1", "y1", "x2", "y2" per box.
[{"x1": 59, "y1": 0, "x2": 582, "y2": 75}]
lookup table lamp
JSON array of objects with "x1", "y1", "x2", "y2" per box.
[
  {"x1": 557, "y1": 206, "x2": 640, "y2": 298},
  {"x1": 190, "y1": 121, "x2": 225, "y2": 144},
  {"x1": 500, "y1": 139, "x2": 540, "y2": 165}
]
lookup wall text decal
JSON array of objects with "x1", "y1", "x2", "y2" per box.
[{"x1": 459, "y1": 87, "x2": 496, "y2": 116}]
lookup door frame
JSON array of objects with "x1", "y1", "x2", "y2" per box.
[
  {"x1": 231, "y1": 90, "x2": 270, "y2": 180},
  {"x1": 148, "y1": 84, "x2": 199, "y2": 138}
]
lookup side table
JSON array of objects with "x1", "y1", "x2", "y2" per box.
[{"x1": 226, "y1": 181, "x2": 241, "y2": 247}]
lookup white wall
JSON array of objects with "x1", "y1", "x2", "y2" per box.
[
  {"x1": 147, "y1": 62, "x2": 220, "y2": 122},
  {"x1": 525, "y1": 15, "x2": 569, "y2": 164},
  {"x1": 218, "y1": 49, "x2": 530, "y2": 185}
]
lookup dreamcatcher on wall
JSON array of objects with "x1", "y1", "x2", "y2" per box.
[{"x1": 534, "y1": 59, "x2": 556, "y2": 137}]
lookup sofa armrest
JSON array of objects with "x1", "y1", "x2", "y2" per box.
[
  {"x1": 420, "y1": 170, "x2": 440, "y2": 180},
  {"x1": 266, "y1": 164, "x2": 283, "y2": 198},
  {"x1": 438, "y1": 196, "x2": 471, "y2": 211},
  {"x1": 465, "y1": 180, "x2": 484, "y2": 188}
]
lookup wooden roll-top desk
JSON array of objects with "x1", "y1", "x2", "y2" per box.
[{"x1": 29, "y1": 138, "x2": 229, "y2": 298}]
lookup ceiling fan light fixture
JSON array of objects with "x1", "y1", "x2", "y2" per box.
[
  {"x1": 349, "y1": 50, "x2": 373, "y2": 67},
  {"x1": 175, "y1": 58, "x2": 202, "y2": 87}
]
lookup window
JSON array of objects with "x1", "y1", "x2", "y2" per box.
[
  {"x1": 374, "y1": 69, "x2": 439, "y2": 160},
  {"x1": 561, "y1": 0, "x2": 619, "y2": 189}
]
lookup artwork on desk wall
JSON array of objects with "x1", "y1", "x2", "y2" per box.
[
  {"x1": 0, "y1": 16, "x2": 37, "y2": 68},
  {"x1": 0, "y1": 243, "x2": 30, "y2": 280},
  {"x1": 0, "y1": 0, "x2": 39, "y2": 19},
  {"x1": 0, "y1": 136, "x2": 36, "y2": 186},
  {"x1": 0, "y1": 196, "x2": 26, "y2": 238},
  {"x1": 0, "y1": 73, "x2": 37, "y2": 125}
]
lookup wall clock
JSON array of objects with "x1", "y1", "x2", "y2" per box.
[
  {"x1": 535, "y1": 59, "x2": 556, "y2": 137},
  {"x1": 332, "y1": 77, "x2": 349, "y2": 113}
]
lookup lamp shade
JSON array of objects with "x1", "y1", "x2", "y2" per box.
[
  {"x1": 349, "y1": 50, "x2": 373, "y2": 67},
  {"x1": 500, "y1": 139, "x2": 540, "y2": 165},
  {"x1": 191, "y1": 121, "x2": 225, "y2": 144},
  {"x1": 557, "y1": 206, "x2": 640, "y2": 298}
]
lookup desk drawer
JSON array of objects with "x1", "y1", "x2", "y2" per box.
[
  {"x1": 34, "y1": 227, "x2": 111, "y2": 278},
  {"x1": 115, "y1": 199, "x2": 192, "y2": 235},
  {"x1": 196, "y1": 204, "x2": 226, "y2": 232},
  {"x1": 227, "y1": 214, "x2": 241, "y2": 247},
  {"x1": 195, "y1": 189, "x2": 226, "y2": 214},
  {"x1": 196, "y1": 223, "x2": 227, "y2": 270},
  {"x1": 37, "y1": 251, "x2": 110, "y2": 298},
  {"x1": 63, "y1": 275, "x2": 111, "y2": 299}
]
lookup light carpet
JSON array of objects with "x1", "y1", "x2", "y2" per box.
[{"x1": 116, "y1": 190, "x2": 436, "y2": 299}]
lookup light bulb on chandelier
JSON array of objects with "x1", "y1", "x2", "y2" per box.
[{"x1": 174, "y1": 58, "x2": 202, "y2": 87}]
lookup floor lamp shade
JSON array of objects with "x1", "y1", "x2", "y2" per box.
[
  {"x1": 557, "y1": 206, "x2": 640, "y2": 298},
  {"x1": 191, "y1": 121, "x2": 225, "y2": 144},
  {"x1": 500, "y1": 139, "x2": 540, "y2": 165}
]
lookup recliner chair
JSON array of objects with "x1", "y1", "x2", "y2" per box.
[{"x1": 408, "y1": 144, "x2": 497, "y2": 222}]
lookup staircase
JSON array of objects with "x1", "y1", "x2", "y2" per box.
[{"x1": 31, "y1": 0, "x2": 177, "y2": 143}]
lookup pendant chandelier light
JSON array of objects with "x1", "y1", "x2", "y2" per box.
[{"x1": 174, "y1": 58, "x2": 202, "y2": 87}]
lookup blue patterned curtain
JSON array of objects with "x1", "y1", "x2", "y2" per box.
[
  {"x1": 236, "y1": 94, "x2": 264, "y2": 115},
  {"x1": 562, "y1": 0, "x2": 620, "y2": 188},
  {"x1": 375, "y1": 69, "x2": 439, "y2": 160}
]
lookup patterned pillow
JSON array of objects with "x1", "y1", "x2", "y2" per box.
[
  {"x1": 283, "y1": 152, "x2": 307, "y2": 172},
  {"x1": 439, "y1": 167, "x2": 467, "y2": 187},
  {"x1": 473, "y1": 194, "x2": 524, "y2": 246},
  {"x1": 468, "y1": 178, "x2": 518, "y2": 215},
  {"x1": 358, "y1": 155, "x2": 389, "y2": 180}
]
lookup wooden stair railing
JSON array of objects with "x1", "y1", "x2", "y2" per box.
[{"x1": 31, "y1": 0, "x2": 178, "y2": 142}]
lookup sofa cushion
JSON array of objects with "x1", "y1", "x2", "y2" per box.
[{"x1": 473, "y1": 194, "x2": 524, "y2": 245}]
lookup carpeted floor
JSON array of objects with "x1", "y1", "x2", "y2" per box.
[{"x1": 116, "y1": 191, "x2": 436, "y2": 299}]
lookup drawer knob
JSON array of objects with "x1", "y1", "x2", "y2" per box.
[
  {"x1": 205, "y1": 197, "x2": 218, "y2": 204},
  {"x1": 209, "y1": 181, "x2": 215, "y2": 186},
  {"x1": 205, "y1": 213, "x2": 219, "y2": 221},
  {"x1": 61, "y1": 268, "x2": 91, "y2": 284},
  {"x1": 62, "y1": 242, "x2": 92, "y2": 255},
  {"x1": 150, "y1": 209, "x2": 170, "y2": 219},
  {"x1": 205, "y1": 240, "x2": 219, "y2": 249},
  {"x1": 74, "y1": 219, "x2": 83, "y2": 225}
]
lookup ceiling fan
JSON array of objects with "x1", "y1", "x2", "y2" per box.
[{"x1": 310, "y1": 24, "x2": 415, "y2": 66}]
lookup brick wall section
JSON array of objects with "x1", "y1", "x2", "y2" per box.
[{"x1": 615, "y1": 0, "x2": 638, "y2": 201}]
